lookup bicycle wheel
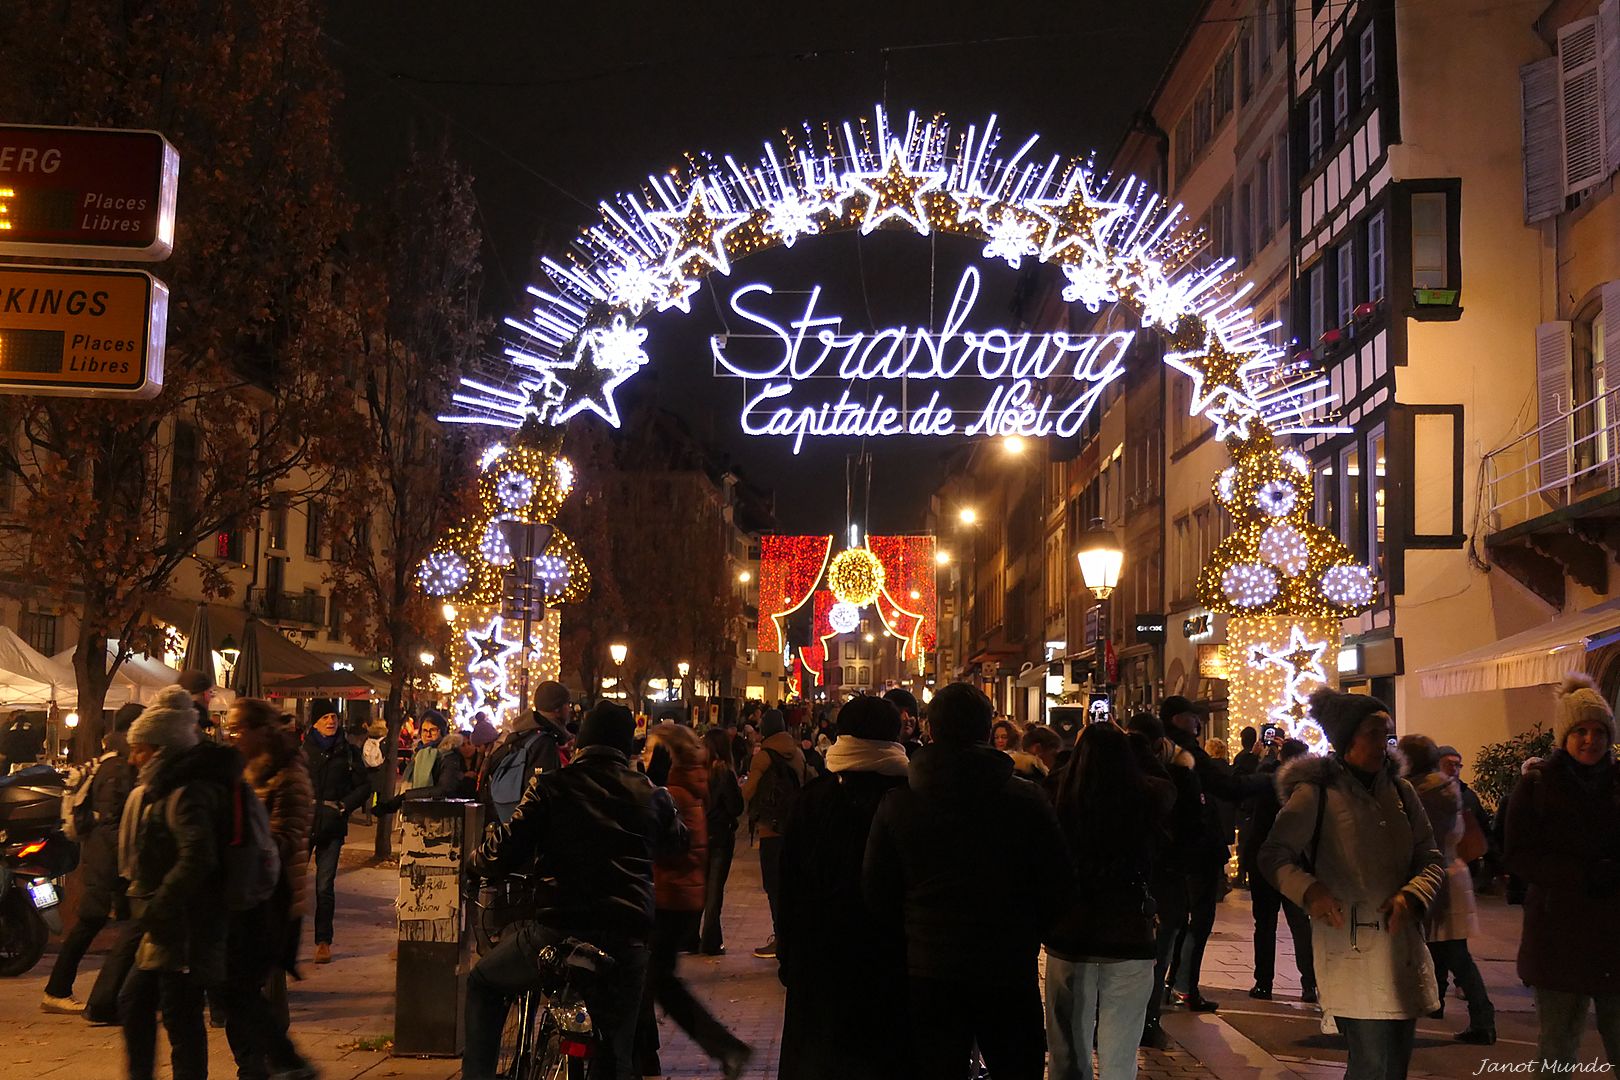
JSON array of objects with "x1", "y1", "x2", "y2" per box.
[{"x1": 495, "y1": 992, "x2": 535, "y2": 1078}]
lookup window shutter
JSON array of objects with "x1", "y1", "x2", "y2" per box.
[
  {"x1": 1536, "y1": 320, "x2": 1574, "y2": 494},
  {"x1": 1522, "y1": 57, "x2": 1563, "y2": 222},
  {"x1": 1603, "y1": 280, "x2": 1620, "y2": 484},
  {"x1": 1560, "y1": 17, "x2": 1605, "y2": 195},
  {"x1": 1602, "y1": 0, "x2": 1620, "y2": 176}
]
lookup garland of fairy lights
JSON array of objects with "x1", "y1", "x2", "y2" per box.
[{"x1": 436, "y1": 105, "x2": 1374, "y2": 743}]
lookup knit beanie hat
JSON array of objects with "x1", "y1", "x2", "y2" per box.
[
  {"x1": 470, "y1": 715, "x2": 500, "y2": 747},
  {"x1": 577, "y1": 701, "x2": 635, "y2": 757},
  {"x1": 128, "y1": 685, "x2": 200, "y2": 750},
  {"x1": 760, "y1": 708, "x2": 786, "y2": 738},
  {"x1": 1308, "y1": 687, "x2": 1389, "y2": 753},
  {"x1": 1554, "y1": 673, "x2": 1617, "y2": 747}
]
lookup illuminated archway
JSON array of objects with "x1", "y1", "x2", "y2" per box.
[{"x1": 434, "y1": 106, "x2": 1376, "y2": 745}]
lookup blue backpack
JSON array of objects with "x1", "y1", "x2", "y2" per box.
[{"x1": 487, "y1": 732, "x2": 542, "y2": 823}]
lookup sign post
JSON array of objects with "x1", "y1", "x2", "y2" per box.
[{"x1": 0, "y1": 264, "x2": 166, "y2": 398}]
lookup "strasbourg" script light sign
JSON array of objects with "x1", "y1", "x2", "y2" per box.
[{"x1": 710, "y1": 266, "x2": 1133, "y2": 453}]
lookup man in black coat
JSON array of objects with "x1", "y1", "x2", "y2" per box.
[
  {"x1": 1242, "y1": 738, "x2": 1316, "y2": 1000},
  {"x1": 463, "y1": 702, "x2": 685, "y2": 1080},
  {"x1": 864, "y1": 683, "x2": 1075, "y2": 1080},
  {"x1": 778, "y1": 696, "x2": 911, "y2": 1080},
  {"x1": 42, "y1": 702, "x2": 140, "y2": 1014}
]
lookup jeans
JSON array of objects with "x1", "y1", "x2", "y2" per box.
[
  {"x1": 1169, "y1": 871, "x2": 1220, "y2": 995},
  {"x1": 1533, "y1": 989, "x2": 1620, "y2": 1074},
  {"x1": 46, "y1": 909, "x2": 110, "y2": 999},
  {"x1": 220, "y1": 905, "x2": 306, "y2": 1080},
  {"x1": 1251, "y1": 873, "x2": 1316, "y2": 992},
  {"x1": 312, "y1": 835, "x2": 343, "y2": 945},
  {"x1": 1426, "y1": 939, "x2": 1494, "y2": 1030},
  {"x1": 1046, "y1": 956, "x2": 1155, "y2": 1080},
  {"x1": 700, "y1": 829, "x2": 735, "y2": 953},
  {"x1": 634, "y1": 909, "x2": 747, "y2": 1073},
  {"x1": 1337, "y1": 1016, "x2": 1417, "y2": 1080},
  {"x1": 908, "y1": 972, "x2": 1046, "y2": 1080},
  {"x1": 464, "y1": 920, "x2": 649, "y2": 1080},
  {"x1": 758, "y1": 835, "x2": 784, "y2": 939},
  {"x1": 120, "y1": 967, "x2": 208, "y2": 1080}
]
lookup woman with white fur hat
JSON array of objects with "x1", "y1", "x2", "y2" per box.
[{"x1": 1505, "y1": 673, "x2": 1620, "y2": 1072}]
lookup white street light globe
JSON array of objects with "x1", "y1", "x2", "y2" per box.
[{"x1": 1075, "y1": 520, "x2": 1124, "y2": 600}]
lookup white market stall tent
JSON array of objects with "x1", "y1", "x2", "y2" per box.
[
  {"x1": 53, "y1": 640, "x2": 185, "y2": 708},
  {"x1": 0, "y1": 625, "x2": 78, "y2": 708}
]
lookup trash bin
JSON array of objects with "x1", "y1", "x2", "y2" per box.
[{"x1": 393, "y1": 798, "x2": 482, "y2": 1057}]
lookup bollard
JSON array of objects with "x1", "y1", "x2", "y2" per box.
[{"x1": 393, "y1": 798, "x2": 482, "y2": 1057}]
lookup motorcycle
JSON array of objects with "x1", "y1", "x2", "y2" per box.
[{"x1": 0, "y1": 765, "x2": 79, "y2": 976}]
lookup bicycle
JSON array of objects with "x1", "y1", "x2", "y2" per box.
[{"x1": 495, "y1": 936, "x2": 615, "y2": 1080}]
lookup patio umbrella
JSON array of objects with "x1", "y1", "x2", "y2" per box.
[
  {"x1": 265, "y1": 669, "x2": 389, "y2": 700},
  {"x1": 229, "y1": 617, "x2": 263, "y2": 699},
  {"x1": 181, "y1": 603, "x2": 216, "y2": 688}
]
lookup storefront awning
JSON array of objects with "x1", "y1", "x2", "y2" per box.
[{"x1": 1416, "y1": 598, "x2": 1620, "y2": 698}]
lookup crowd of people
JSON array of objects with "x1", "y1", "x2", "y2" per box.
[{"x1": 12, "y1": 660, "x2": 1619, "y2": 1080}]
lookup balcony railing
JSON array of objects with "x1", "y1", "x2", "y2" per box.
[
  {"x1": 251, "y1": 589, "x2": 326, "y2": 626},
  {"x1": 1484, "y1": 390, "x2": 1620, "y2": 532}
]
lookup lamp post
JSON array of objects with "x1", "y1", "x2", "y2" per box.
[
  {"x1": 610, "y1": 641, "x2": 628, "y2": 709},
  {"x1": 1075, "y1": 519, "x2": 1124, "y2": 702},
  {"x1": 677, "y1": 660, "x2": 690, "y2": 712}
]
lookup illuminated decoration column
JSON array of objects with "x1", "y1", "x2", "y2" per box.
[
  {"x1": 417, "y1": 421, "x2": 591, "y2": 731},
  {"x1": 1195, "y1": 429, "x2": 1376, "y2": 749}
]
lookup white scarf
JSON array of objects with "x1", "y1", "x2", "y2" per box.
[{"x1": 823, "y1": 736, "x2": 910, "y2": 777}]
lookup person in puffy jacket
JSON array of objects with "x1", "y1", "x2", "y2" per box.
[
  {"x1": 42, "y1": 701, "x2": 139, "y2": 1015},
  {"x1": 118, "y1": 686, "x2": 238, "y2": 1080},
  {"x1": 303, "y1": 711, "x2": 370, "y2": 964},
  {"x1": 864, "y1": 683, "x2": 1075, "y2": 1080},
  {"x1": 1046, "y1": 721, "x2": 1175, "y2": 1080},
  {"x1": 633, "y1": 723, "x2": 750, "y2": 1078},
  {"x1": 741, "y1": 709, "x2": 809, "y2": 959},
  {"x1": 1506, "y1": 674, "x2": 1620, "y2": 1073},
  {"x1": 463, "y1": 702, "x2": 685, "y2": 1080},
  {"x1": 1259, "y1": 690, "x2": 1444, "y2": 1080}
]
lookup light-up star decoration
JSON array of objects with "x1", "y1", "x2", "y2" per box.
[
  {"x1": 1030, "y1": 170, "x2": 1129, "y2": 259},
  {"x1": 848, "y1": 139, "x2": 945, "y2": 235},
  {"x1": 1164, "y1": 331, "x2": 1264, "y2": 415},
  {"x1": 648, "y1": 184, "x2": 751, "y2": 277},
  {"x1": 529, "y1": 316, "x2": 648, "y2": 427},
  {"x1": 1254, "y1": 625, "x2": 1331, "y2": 696}
]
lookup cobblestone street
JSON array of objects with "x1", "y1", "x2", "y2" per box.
[{"x1": 2, "y1": 823, "x2": 1611, "y2": 1079}]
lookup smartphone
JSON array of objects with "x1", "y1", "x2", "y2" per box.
[{"x1": 1087, "y1": 695, "x2": 1112, "y2": 723}]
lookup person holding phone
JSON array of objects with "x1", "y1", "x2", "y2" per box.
[{"x1": 1259, "y1": 690, "x2": 1445, "y2": 1080}]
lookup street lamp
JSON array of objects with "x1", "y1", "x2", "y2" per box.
[
  {"x1": 218, "y1": 635, "x2": 241, "y2": 671},
  {"x1": 441, "y1": 602, "x2": 458, "y2": 624},
  {"x1": 610, "y1": 641, "x2": 628, "y2": 706},
  {"x1": 1075, "y1": 519, "x2": 1125, "y2": 698},
  {"x1": 418, "y1": 650, "x2": 436, "y2": 667},
  {"x1": 958, "y1": 507, "x2": 978, "y2": 526},
  {"x1": 935, "y1": 549, "x2": 952, "y2": 566},
  {"x1": 737, "y1": 570, "x2": 751, "y2": 584},
  {"x1": 64, "y1": 711, "x2": 79, "y2": 730},
  {"x1": 1002, "y1": 435, "x2": 1026, "y2": 455},
  {"x1": 677, "y1": 660, "x2": 690, "y2": 708}
]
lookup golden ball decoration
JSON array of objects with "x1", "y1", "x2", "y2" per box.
[{"x1": 827, "y1": 547, "x2": 886, "y2": 607}]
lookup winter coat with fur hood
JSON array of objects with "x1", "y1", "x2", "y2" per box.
[
  {"x1": 248, "y1": 734, "x2": 315, "y2": 920},
  {"x1": 1258, "y1": 749, "x2": 1444, "y2": 1021},
  {"x1": 651, "y1": 731, "x2": 709, "y2": 912}
]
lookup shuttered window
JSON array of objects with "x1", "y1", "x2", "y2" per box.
[
  {"x1": 1411, "y1": 193, "x2": 1449, "y2": 289},
  {"x1": 1359, "y1": 25, "x2": 1377, "y2": 103},
  {"x1": 1307, "y1": 92, "x2": 1324, "y2": 163},
  {"x1": 1522, "y1": 57, "x2": 1564, "y2": 223},
  {"x1": 1333, "y1": 61, "x2": 1351, "y2": 131},
  {"x1": 1603, "y1": 281, "x2": 1620, "y2": 482},
  {"x1": 1559, "y1": 17, "x2": 1606, "y2": 196},
  {"x1": 1602, "y1": 0, "x2": 1620, "y2": 177},
  {"x1": 1309, "y1": 263, "x2": 1326, "y2": 344},
  {"x1": 1537, "y1": 321, "x2": 1575, "y2": 493},
  {"x1": 1337, "y1": 241, "x2": 1356, "y2": 323},
  {"x1": 1367, "y1": 211, "x2": 1386, "y2": 301}
]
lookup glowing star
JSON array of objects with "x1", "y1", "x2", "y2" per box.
[
  {"x1": 648, "y1": 185, "x2": 751, "y2": 278},
  {"x1": 1221, "y1": 563, "x2": 1279, "y2": 608},
  {"x1": 1059, "y1": 248, "x2": 1119, "y2": 312},
  {"x1": 828, "y1": 601, "x2": 861, "y2": 635},
  {"x1": 1208, "y1": 393, "x2": 1262, "y2": 442},
  {"x1": 980, "y1": 207, "x2": 1041, "y2": 269},
  {"x1": 534, "y1": 322, "x2": 648, "y2": 428},
  {"x1": 654, "y1": 274, "x2": 702, "y2": 314},
  {"x1": 466, "y1": 619, "x2": 520, "y2": 673},
  {"x1": 1254, "y1": 625, "x2": 1331, "y2": 693},
  {"x1": 1029, "y1": 171, "x2": 1127, "y2": 259},
  {"x1": 1259, "y1": 523, "x2": 1310, "y2": 577},
  {"x1": 762, "y1": 191, "x2": 824, "y2": 247},
  {"x1": 1164, "y1": 333, "x2": 1256, "y2": 415},
  {"x1": 848, "y1": 140, "x2": 945, "y2": 236},
  {"x1": 602, "y1": 259, "x2": 670, "y2": 313},
  {"x1": 949, "y1": 187, "x2": 993, "y2": 226}
]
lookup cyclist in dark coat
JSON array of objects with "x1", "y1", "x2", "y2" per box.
[{"x1": 463, "y1": 702, "x2": 685, "y2": 1080}]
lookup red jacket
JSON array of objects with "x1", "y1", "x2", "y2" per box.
[{"x1": 655, "y1": 760, "x2": 709, "y2": 911}]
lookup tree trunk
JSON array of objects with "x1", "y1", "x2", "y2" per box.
[
  {"x1": 70, "y1": 620, "x2": 111, "y2": 762},
  {"x1": 375, "y1": 676, "x2": 404, "y2": 859}
]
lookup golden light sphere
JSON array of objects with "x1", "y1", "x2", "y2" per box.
[{"x1": 827, "y1": 547, "x2": 886, "y2": 607}]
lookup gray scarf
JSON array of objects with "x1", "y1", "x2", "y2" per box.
[{"x1": 823, "y1": 736, "x2": 910, "y2": 777}]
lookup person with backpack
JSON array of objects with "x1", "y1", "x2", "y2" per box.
[
  {"x1": 699, "y1": 726, "x2": 744, "y2": 956},
  {"x1": 221, "y1": 697, "x2": 317, "y2": 1080},
  {"x1": 117, "y1": 685, "x2": 241, "y2": 1080},
  {"x1": 481, "y1": 682, "x2": 570, "y2": 824},
  {"x1": 41, "y1": 701, "x2": 140, "y2": 1014},
  {"x1": 303, "y1": 710, "x2": 370, "y2": 965},
  {"x1": 741, "y1": 708, "x2": 808, "y2": 960},
  {"x1": 1259, "y1": 690, "x2": 1445, "y2": 1080}
]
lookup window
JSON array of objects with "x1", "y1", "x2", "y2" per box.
[
  {"x1": 1259, "y1": 0, "x2": 1275, "y2": 72},
  {"x1": 168, "y1": 421, "x2": 199, "y2": 541},
  {"x1": 1172, "y1": 515, "x2": 1192, "y2": 601},
  {"x1": 327, "y1": 596, "x2": 343, "y2": 640},
  {"x1": 1368, "y1": 426, "x2": 1387, "y2": 586},
  {"x1": 1274, "y1": 132, "x2": 1290, "y2": 226},
  {"x1": 1340, "y1": 443, "x2": 1367, "y2": 561},
  {"x1": 1255, "y1": 153, "x2": 1272, "y2": 243},
  {"x1": 1574, "y1": 296, "x2": 1610, "y2": 472},
  {"x1": 1307, "y1": 92, "x2": 1324, "y2": 164},
  {"x1": 304, "y1": 501, "x2": 325, "y2": 558},
  {"x1": 1238, "y1": 29, "x2": 1253, "y2": 103},
  {"x1": 1215, "y1": 50, "x2": 1235, "y2": 123},
  {"x1": 1337, "y1": 241, "x2": 1357, "y2": 327},
  {"x1": 1273, "y1": 0, "x2": 1287, "y2": 52},
  {"x1": 1333, "y1": 61, "x2": 1351, "y2": 132},
  {"x1": 1315, "y1": 459, "x2": 1339, "y2": 533},
  {"x1": 267, "y1": 497, "x2": 288, "y2": 551},
  {"x1": 859, "y1": 666, "x2": 870, "y2": 685},
  {"x1": 19, "y1": 610, "x2": 57, "y2": 656},
  {"x1": 1367, "y1": 211, "x2": 1386, "y2": 301},
  {"x1": 216, "y1": 526, "x2": 244, "y2": 563},
  {"x1": 1211, "y1": 190, "x2": 1232, "y2": 262},
  {"x1": 1174, "y1": 116, "x2": 1192, "y2": 180},
  {"x1": 1359, "y1": 24, "x2": 1377, "y2": 103},
  {"x1": 1237, "y1": 181, "x2": 1253, "y2": 267},
  {"x1": 1308, "y1": 262, "x2": 1327, "y2": 344},
  {"x1": 1411, "y1": 192, "x2": 1449, "y2": 289}
]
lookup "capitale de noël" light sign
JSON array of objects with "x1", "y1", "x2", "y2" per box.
[{"x1": 710, "y1": 266, "x2": 1131, "y2": 453}]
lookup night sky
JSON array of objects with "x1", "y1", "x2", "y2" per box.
[{"x1": 326, "y1": 0, "x2": 1204, "y2": 532}]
